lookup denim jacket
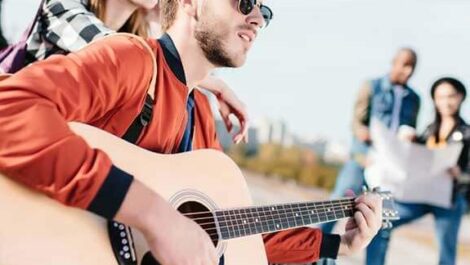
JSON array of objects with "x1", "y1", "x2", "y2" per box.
[{"x1": 350, "y1": 76, "x2": 421, "y2": 157}]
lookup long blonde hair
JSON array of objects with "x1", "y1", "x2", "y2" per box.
[{"x1": 88, "y1": 0, "x2": 149, "y2": 38}]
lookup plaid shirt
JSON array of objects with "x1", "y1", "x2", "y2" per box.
[{"x1": 26, "y1": 0, "x2": 113, "y2": 64}]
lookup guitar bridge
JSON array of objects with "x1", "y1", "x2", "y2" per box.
[{"x1": 107, "y1": 221, "x2": 137, "y2": 265}]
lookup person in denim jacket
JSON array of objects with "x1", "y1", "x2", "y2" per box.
[
  {"x1": 318, "y1": 48, "x2": 420, "y2": 265},
  {"x1": 366, "y1": 77, "x2": 469, "y2": 265}
]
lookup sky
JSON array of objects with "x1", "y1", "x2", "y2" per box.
[{"x1": 3, "y1": 0, "x2": 470, "y2": 145}]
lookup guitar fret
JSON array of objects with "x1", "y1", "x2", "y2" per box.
[
  {"x1": 287, "y1": 204, "x2": 296, "y2": 227},
  {"x1": 254, "y1": 208, "x2": 263, "y2": 234},
  {"x1": 343, "y1": 202, "x2": 355, "y2": 218},
  {"x1": 264, "y1": 207, "x2": 273, "y2": 232},
  {"x1": 229, "y1": 210, "x2": 239, "y2": 238},
  {"x1": 247, "y1": 209, "x2": 254, "y2": 234},
  {"x1": 235, "y1": 209, "x2": 245, "y2": 237},
  {"x1": 239, "y1": 209, "x2": 247, "y2": 236},
  {"x1": 240, "y1": 208, "x2": 251, "y2": 236},
  {"x1": 336, "y1": 201, "x2": 348, "y2": 219},
  {"x1": 268, "y1": 206, "x2": 279, "y2": 231},
  {"x1": 337, "y1": 200, "x2": 354, "y2": 219},
  {"x1": 310, "y1": 202, "x2": 320, "y2": 224},
  {"x1": 256, "y1": 207, "x2": 263, "y2": 233},
  {"x1": 217, "y1": 199, "x2": 360, "y2": 239},
  {"x1": 260, "y1": 207, "x2": 267, "y2": 233},
  {"x1": 248, "y1": 208, "x2": 256, "y2": 233},
  {"x1": 277, "y1": 205, "x2": 287, "y2": 230},
  {"x1": 225, "y1": 210, "x2": 235, "y2": 239},
  {"x1": 299, "y1": 203, "x2": 311, "y2": 225},
  {"x1": 241, "y1": 209, "x2": 250, "y2": 237},
  {"x1": 215, "y1": 212, "x2": 229, "y2": 240},
  {"x1": 231, "y1": 209, "x2": 242, "y2": 237},
  {"x1": 326, "y1": 201, "x2": 336, "y2": 221},
  {"x1": 291, "y1": 203, "x2": 303, "y2": 227},
  {"x1": 328, "y1": 200, "x2": 337, "y2": 221},
  {"x1": 317, "y1": 201, "x2": 330, "y2": 223},
  {"x1": 286, "y1": 205, "x2": 296, "y2": 228},
  {"x1": 246, "y1": 208, "x2": 256, "y2": 234},
  {"x1": 213, "y1": 196, "x2": 392, "y2": 240},
  {"x1": 333, "y1": 201, "x2": 344, "y2": 219},
  {"x1": 285, "y1": 205, "x2": 297, "y2": 228}
]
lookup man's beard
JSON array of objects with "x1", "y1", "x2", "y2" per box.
[{"x1": 195, "y1": 23, "x2": 236, "y2": 68}]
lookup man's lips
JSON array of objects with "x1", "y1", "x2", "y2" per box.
[{"x1": 237, "y1": 29, "x2": 256, "y2": 43}]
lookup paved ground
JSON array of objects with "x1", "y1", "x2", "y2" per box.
[{"x1": 244, "y1": 171, "x2": 470, "y2": 265}]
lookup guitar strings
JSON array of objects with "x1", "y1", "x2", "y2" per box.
[
  {"x1": 184, "y1": 199, "x2": 355, "y2": 223},
  {"x1": 202, "y1": 202, "x2": 356, "y2": 239},
  {"x1": 186, "y1": 200, "x2": 357, "y2": 233},
  {"x1": 191, "y1": 202, "x2": 356, "y2": 230},
  {"x1": 207, "y1": 201, "x2": 355, "y2": 230},
  {"x1": 181, "y1": 198, "x2": 355, "y2": 218},
  {"x1": 203, "y1": 198, "x2": 392, "y2": 239}
]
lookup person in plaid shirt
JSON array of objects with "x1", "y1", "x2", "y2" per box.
[{"x1": 24, "y1": 0, "x2": 249, "y2": 143}]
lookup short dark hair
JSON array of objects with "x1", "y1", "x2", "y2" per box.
[{"x1": 399, "y1": 47, "x2": 418, "y2": 69}]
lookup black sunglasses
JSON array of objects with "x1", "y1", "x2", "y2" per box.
[{"x1": 238, "y1": 0, "x2": 273, "y2": 27}]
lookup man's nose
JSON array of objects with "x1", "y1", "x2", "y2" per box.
[{"x1": 247, "y1": 5, "x2": 264, "y2": 28}]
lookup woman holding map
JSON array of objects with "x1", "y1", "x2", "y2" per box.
[{"x1": 366, "y1": 77, "x2": 469, "y2": 265}]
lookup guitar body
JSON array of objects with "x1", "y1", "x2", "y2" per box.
[{"x1": 0, "y1": 123, "x2": 268, "y2": 265}]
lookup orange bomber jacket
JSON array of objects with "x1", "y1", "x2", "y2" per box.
[{"x1": 0, "y1": 34, "x2": 339, "y2": 263}]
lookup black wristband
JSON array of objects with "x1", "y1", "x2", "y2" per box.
[
  {"x1": 319, "y1": 233, "x2": 341, "y2": 259},
  {"x1": 87, "y1": 165, "x2": 134, "y2": 219}
]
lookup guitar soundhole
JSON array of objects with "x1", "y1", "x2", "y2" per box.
[{"x1": 177, "y1": 201, "x2": 219, "y2": 247}]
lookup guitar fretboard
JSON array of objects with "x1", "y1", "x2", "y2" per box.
[{"x1": 214, "y1": 198, "x2": 355, "y2": 240}]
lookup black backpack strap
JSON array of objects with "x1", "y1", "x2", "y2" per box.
[{"x1": 122, "y1": 94, "x2": 153, "y2": 144}]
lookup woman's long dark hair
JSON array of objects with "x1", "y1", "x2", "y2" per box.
[{"x1": 430, "y1": 77, "x2": 467, "y2": 142}]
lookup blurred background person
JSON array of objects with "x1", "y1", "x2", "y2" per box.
[
  {"x1": 366, "y1": 77, "x2": 470, "y2": 265},
  {"x1": 318, "y1": 47, "x2": 421, "y2": 265}
]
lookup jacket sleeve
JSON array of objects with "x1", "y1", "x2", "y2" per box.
[
  {"x1": 352, "y1": 81, "x2": 372, "y2": 139},
  {"x1": 0, "y1": 35, "x2": 153, "y2": 219},
  {"x1": 459, "y1": 127, "x2": 470, "y2": 182},
  {"x1": 263, "y1": 228, "x2": 341, "y2": 263}
]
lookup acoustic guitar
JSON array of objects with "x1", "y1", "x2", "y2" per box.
[{"x1": 0, "y1": 122, "x2": 398, "y2": 265}]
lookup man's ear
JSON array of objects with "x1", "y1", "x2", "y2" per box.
[{"x1": 180, "y1": 0, "x2": 198, "y2": 18}]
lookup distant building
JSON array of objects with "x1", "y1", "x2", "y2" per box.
[
  {"x1": 255, "y1": 118, "x2": 289, "y2": 146},
  {"x1": 256, "y1": 118, "x2": 272, "y2": 144},
  {"x1": 270, "y1": 119, "x2": 287, "y2": 144}
]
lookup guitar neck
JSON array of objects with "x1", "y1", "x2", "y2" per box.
[{"x1": 214, "y1": 198, "x2": 355, "y2": 240}]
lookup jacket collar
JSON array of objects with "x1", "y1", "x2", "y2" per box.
[
  {"x1": 158, "y1": 33, "x2": 187, "y2": 85},
  {"x1": 381, "y1": 75, "x2": 410, "y2": 96}
]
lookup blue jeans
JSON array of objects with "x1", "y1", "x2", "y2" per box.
[
  {"x1": 321, "y1": 159, "x2": 366, "y2": 233},
  {"x1": 366, "y1": 194, "x2": 468, "y2": 265},
  {"x1": 316, "y1": 159, "x2": 366, "y2": 265}
]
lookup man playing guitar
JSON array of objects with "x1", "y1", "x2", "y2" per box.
[{"x1": 0, "y1": 0, "x2": 382, "y2": 264}]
